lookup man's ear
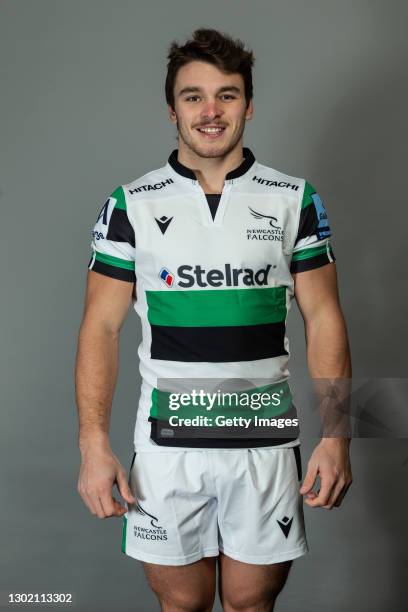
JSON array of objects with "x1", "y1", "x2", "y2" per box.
[
  {"x1": 168, "y1": 104, "x2": 177, "y2": 123},
  {"x1": 245, "y1": 98, "x2": 254, "y2": 121}
]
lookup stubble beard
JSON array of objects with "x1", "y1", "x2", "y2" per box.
[{"x1": 175, "y1": 116, "x2": 246, "y2": 160}]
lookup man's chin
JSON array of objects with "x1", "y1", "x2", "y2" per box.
[{"x1": 188, "y1": 140, "x2": 233, "y2": 159}]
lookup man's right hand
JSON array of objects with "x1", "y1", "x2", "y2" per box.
[{"x1": 77, "y1": 442, "x2": 136, "y2": 519}]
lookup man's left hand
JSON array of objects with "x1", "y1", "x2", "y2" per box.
[{"x1": 300, "y1": 438, "x2": 352, "y2": 509}]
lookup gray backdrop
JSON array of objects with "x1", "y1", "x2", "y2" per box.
[{"x1": 1, "y1": 0, "x2": 407, "y2": 610}]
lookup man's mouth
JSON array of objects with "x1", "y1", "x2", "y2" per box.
[{"x1": 196, "y1": 126, "x2": 226, "y2": 139}]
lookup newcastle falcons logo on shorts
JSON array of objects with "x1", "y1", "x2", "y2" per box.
[
  {"x1": 277, "y1": 516, "x2": 293, "y2": 538},
  {"x1": 133, "y1": 502, "x2": 168, "y2": 541},
  {"x1": 135, "y1": 501, "x2": 162, "y2": 529}
]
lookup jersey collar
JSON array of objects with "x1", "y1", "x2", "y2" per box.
[{"x1": 166, "y1": 146, "x2": 257, "y2": 184}]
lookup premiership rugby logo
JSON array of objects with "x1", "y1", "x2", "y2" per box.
[{"x1": 311, "y1": 193, "x2": 330, "y2": 240}]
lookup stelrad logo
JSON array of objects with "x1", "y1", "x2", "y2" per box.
[
  {"x1": 159, "y1": 264, "x2": 272, "y2": 288},
  {"x1": 159, "y1": 268, "x2": 174, "y2": 287}
]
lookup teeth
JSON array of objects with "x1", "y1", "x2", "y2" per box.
[{"x1": 198, "y1": 127, "x2": 223, "y2": 133}]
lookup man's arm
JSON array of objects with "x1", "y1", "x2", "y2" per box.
[
  {"x1": 75, "y1": 270, "x2": 136, "y2": 519},
  {"x1": 293, "y1": 262, "x2": 353, "y2": 509}
]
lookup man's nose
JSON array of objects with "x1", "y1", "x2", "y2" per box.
[{"x1": 201, "y1": 101, "x2": 223, "y2": 119}]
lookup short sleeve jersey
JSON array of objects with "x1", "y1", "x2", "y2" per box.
[{"x1": 88, "y1": 147, "x2": 335, "y2": 451}]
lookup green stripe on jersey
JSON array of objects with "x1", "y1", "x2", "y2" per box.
[
  {"x1": 301, "y1": 181, "x2": 316, "y2": 209},
  {"x1": 146, "y1": 286, "x2": 287, "y2": 327},
  {"x1": 150, "y1": 380, "x2": 293, "y2": 421},
  {"x1": 111, "y1": 186, "x2": 127, "y2": 211},
  {"x1": 292, "y1": 243, "x2": 328, "y2": 262},
  {"x1": 94, "y1": 250, "x2": 135, "y2": 270}
]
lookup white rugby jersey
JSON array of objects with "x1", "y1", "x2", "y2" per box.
[{"x1": 88, "y1": 147, "x2": 335, "y2": 451}]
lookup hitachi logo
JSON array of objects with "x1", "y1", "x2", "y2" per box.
[
  {"x1": 128, "y1": 178, "x2": 174, "y2": 194},
  {"x1": 253, "y1": 175, "x2": 299, "y2": 191},
  {"x1": 177, "y1": 264, "x2": 272, "y2": 288}
]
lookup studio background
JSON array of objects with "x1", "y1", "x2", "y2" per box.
[{"x1": 1, "y1": 1, "x2": 407, "y2": 610}]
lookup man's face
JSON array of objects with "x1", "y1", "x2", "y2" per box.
[{"x1": 169, "y1": 60, "x2": 253, "y2": 159}]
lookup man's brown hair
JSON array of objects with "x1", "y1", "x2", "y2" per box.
[{"x1": 165, "y1": 28, "x2": 255, "y2": 112}]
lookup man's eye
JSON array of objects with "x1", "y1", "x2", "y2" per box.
[{"x1": 185, "y1": 94, "x2": 236, "y2": 102}]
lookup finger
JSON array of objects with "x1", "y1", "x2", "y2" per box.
[
  {"x1": 299, "y1": 464, "x2": 318, "y2": 495},
  {"x1": 80, "y1": 490, "x2": 100, "y2": 517},
  {"x1": 92, "y1": 494, "x2": 106, "y2": 519},
  {"x1": 78, "y1": 476, "x2": 107, "y2": 517},
  {"x1": 111, "y1": 496, "x2": 127, "y2": 515},
  {"x1": 116, "y1": 470, "x2": 136, "y2": 504},
  {"x1": 99, "y1": 491, "x2": 119, "y2": 518},
  {"x1": 305, "y1": 474, "x2": 336, "y2": 507},
  {"x1": 334, "y1": 481, "x2": 352, "y2": 507},
  {"x1": 322, "y1": 480, "x2": 345, "y2": 509},
  {"x1": 113, "y1": 500, "x2": 127, "y2": 516},
  {"x1": 306, "y1": 491, "x2": 318, "y2": 499},
  {"x1": 99, "y1": 492, "x2": 128, "y2": 517}
]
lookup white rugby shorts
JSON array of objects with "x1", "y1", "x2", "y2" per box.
[{"x1": 121, "y1": 446, "x2": 308, "y2": 566}]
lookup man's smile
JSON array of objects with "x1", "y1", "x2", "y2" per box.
[{"x1": 195, "y1": 125, "x2": 226, "y2": 139}]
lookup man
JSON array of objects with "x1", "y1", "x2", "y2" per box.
[{"x1": 76, "y1": 28, "x2": 352, "y2": 612}]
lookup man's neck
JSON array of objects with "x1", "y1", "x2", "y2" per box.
[{"x1": 177, "y1": 142, "x2": 245, "y2": 194}]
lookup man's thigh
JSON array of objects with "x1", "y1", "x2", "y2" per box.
[
  {"x1": 215, "y1": 447, "x2": 308, "y2": 564},
  {"x1": 123, "y1": 451, "x2": 219, "y2": 565},
  {"x1": 217, "y1": 552, "x2": 292, "y2": 612},
  {"x1": 142, "y1": 557, "x2": 217, "y2": 612}
]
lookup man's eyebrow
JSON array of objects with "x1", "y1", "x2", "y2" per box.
[{"x1": 177, "y1": 85, "x2": 242, "y2": 97}]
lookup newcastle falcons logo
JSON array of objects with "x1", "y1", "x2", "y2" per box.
[
  {"x1": 135, "y1": 502, "x2": 162, "y2": 529},
  {"x1": 248, "y1": 207, "x2": 280, "y2": 229}
]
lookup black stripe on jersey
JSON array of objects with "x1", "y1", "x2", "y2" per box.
[
  {"x1": 106, "y1": 208, "x2": 135, "y2": 247},
  {"x1": 297, "y1": 202, "x2": 318, "y2": 242},
  {"x1": 150, "y1": 321, "x2": 288, "y2": 362},
  {"x1": 90, "y1": 258, "x2": 136, "y2": 282},
  {"x1": 290, "y1": 248, "x2": 336, "y2": 273}
]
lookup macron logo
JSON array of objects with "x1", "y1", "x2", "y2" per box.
[
  {"x1": 155, "y1": 215, "x2": 173, "y2": 235},
  {"x1": 277, "y1": 516, "x2": 293, "y2": 538}
]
